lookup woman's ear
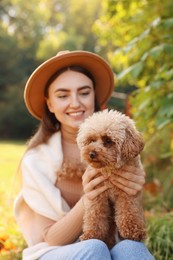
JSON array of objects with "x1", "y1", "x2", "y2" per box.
[{"x1": 121, "y1": 126, "x2": 144, "y2": 159}]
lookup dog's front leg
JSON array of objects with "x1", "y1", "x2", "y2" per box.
[
  {"x1": 114, "y1": 191, "x2": 146, "y2": 241},
  {"x1": 80, "y1": 192, "x2": 110, "y2": 244}
]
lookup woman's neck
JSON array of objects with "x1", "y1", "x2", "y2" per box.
[
  {"x1": 60, "y1": 126, "x2": 82, "y2": 164},
  {"x1": 61, "y1": 127, "x2": 78, "y2": 144}
]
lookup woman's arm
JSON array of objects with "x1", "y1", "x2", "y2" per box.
[
  {"x1": 38, "y1": 167, "x2": 109, "y2": 246},
  {"x1": 37, "y1": 164, "x2": 143, "y2": 246},
  {"x1": 37, "y1": 198, "x2": 84, "y2": 246}
]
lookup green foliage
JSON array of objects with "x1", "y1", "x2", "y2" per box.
[
  {"x1": 0, "y1": 85, "x2": 38, "y2": 139},
  {"x1": 95, "y1": 0, "x2": 173, "y2": 128},
  {"x1": 94, "y1": 0, "x2": 173, "y2": 160},
  {"x1": 0, "y1": 0, "x2": 103, "y2": 139},
  {"x1": 36, "y1": 0, "x2": 102, "y2": 59},
  {"x1": 145, "y1": 213, "x2": 173, "y2": 260},
  {"x1": 95, "y1": 6, "x2": 173, "y2": 258}
]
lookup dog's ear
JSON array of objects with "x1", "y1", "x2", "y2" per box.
[
  {"x1": 121, "y1": 126, "x2": 144, "y2": 159},
  {"x1": 77, "y1": 130, "x2": 89, "y2": 149}
]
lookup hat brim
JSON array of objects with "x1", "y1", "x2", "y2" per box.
[{"x1": 24, "y1": 51, "x2": 115, "y2": 120}]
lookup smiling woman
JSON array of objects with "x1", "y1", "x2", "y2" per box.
[
  {"x1": 13, "y1": 50, "x2": 154, "y2": 260},
  {"x1": 46, "y1": 69, "x2": 95, "y2": 134}
]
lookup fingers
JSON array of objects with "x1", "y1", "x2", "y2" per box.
[
  {"x1": 82, "y1": 165, "x2": 146, "y2": 199},
  {"x1": 83, "y1": 175, "x2": 106, "y2": 193},
  {"x1": 112, "y1": 177, "x2": 143, "y2": 195},
  {"x1": 121, "y1": 165, "x2": 146, "y2": 178},
  {"x1": 116, "y1": 171, "x2": 145, "y2": 186},
  {"x1": 110, "y1": 166, "x2": 146, "y2": 195},
  {"x1": 82, "y1": 167, "x2": 108, "y2": 205},
  {"x1": 82, "y1": 166, "x2": 99, "y2": 187},
  {"x1": 84, "y1": 185, "x2": 108, "y2": 201},
  {"x1": 112, "y1": 182, "x2": 138, "y2": 196},
  {"x1": 116, "y1": 166, "x2": 145, "y2": 185}
]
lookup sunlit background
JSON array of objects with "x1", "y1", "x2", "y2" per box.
[{"x1": 0, "y1": 0, "x2": 173, "y2": 259}]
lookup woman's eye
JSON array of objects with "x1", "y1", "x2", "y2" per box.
[
  {"x1": 57, "y1": 94, "x2": 68, "y2": 99},
  {"x1": 80, "y1": 91, "x2": 90, "y2": 96}
]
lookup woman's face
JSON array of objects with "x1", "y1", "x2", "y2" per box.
[{"x1": 46, "y1": 70, "x2": 95, "y2": 133}]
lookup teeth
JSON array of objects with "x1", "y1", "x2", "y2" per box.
[{"x1": 69, "y1": 112, "x2": 83, "y2": 116}]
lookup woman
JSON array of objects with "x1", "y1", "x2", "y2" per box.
[{"x1": 14, "y1": 50, "x2": 154, "y2": 260}]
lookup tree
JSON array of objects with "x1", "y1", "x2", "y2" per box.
[
  {"x1": 94, "y1": 0, "x2": 173, "y2": 159},
  {"x1": 0, "y1": 0, "x2": 102, "y2": 139},
  {"x1": 36, "y1": 0, "x2": 102, "y2": 59},
  {"x1": 0, "y1": 0, "x2": 47, "y2": 138}
]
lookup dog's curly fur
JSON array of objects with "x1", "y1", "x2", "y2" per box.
[{"x1": 77, "y1": 109, "x2": 146, "y2": 248}]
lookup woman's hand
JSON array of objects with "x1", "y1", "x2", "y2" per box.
[
  {"x1": 82, "y1": 166, "x2": 108, "y2": 208},
  {"x1": 111, "y1": 165, "x2": 146, "y2": 196}
]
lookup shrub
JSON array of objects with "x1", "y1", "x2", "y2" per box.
[{"x1": 145, "y1": 213, "x2": 173, "y2": 260}]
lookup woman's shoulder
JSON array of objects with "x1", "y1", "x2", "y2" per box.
[
  {"x1": 21, "y1": 132, "x2": 63, "y2": 182},
  {"x1": 23, "y1": 131, "x2": 63, "y2": 163}
]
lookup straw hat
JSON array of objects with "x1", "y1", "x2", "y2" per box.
[{"x1": 24, "y1": 50, "x2": 115, "y2": 120}]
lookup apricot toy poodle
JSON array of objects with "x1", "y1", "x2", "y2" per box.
[{"x1": 77, "y1": 109, "x2": 146, "y2": 248}]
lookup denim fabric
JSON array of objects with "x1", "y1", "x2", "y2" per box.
[{"x1": 39, "y1": 239, "x2": 155, "y2": 260}]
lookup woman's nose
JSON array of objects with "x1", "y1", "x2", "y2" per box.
[{"x1": 70, "y1": 95, "x2": 80, "y2": 107}]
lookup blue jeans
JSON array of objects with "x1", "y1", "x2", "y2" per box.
[{"x1": 39, "y1": 239, "x2": 155, "y2": 260}]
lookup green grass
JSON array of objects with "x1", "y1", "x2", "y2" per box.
[
  {"x1": 145, "y1": 213, "x2": 173, "y2": 260},
  {"x1": 0, "y1": 140, "x2": 26, "y2": 260}
]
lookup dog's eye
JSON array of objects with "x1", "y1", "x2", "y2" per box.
[{"x1": 102, "y1": 136, "x2": 113, "y2": 146}]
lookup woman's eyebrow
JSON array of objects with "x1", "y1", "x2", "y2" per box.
[
  {"x1": 78, "y1": 86, "x2": 92, "y2": 91},
  {"x1": 55, "y1": 88, "x2": 69, "y2": 93},
  {"x1": 55, "y1": 86, "x2": 92, "y2": 93}
]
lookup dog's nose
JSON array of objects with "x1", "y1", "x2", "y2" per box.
[{"x1": 89, "y1": 151, "x2": 96, "y2": 159}]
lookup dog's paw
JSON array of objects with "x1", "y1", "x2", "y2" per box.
[
  {"x1": 118, "y1": 221, "x2": 146, "y2": 241},
  {"x1": 80, "y1": 233, "x2": 94, "y2": 241},
  {"x1": 121, "y1": 229, "x2": 146, "y2": 241},
  {"x1": 80, "y1": 230, "x2": 105, "y2": 242}
]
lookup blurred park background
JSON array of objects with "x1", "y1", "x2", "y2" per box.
[{"x1": 0, "y1": 0, "x2": 173, "y2": 259}]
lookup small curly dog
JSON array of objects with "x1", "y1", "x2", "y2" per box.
[{"x1": 77, "y1": 109, "x2": 146, "y2": 248}]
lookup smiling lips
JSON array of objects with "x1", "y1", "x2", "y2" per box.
[{"x1": 67, "y1": 111, "x2": 84, "y2": 118}]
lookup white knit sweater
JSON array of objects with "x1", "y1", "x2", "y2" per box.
[{"x1": 14, "y1": 132, "x2": 71, "y2": 260}]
